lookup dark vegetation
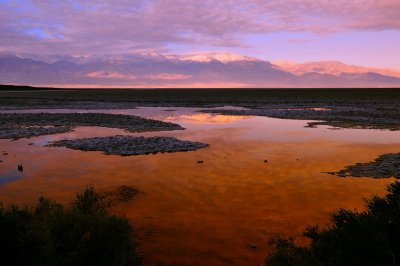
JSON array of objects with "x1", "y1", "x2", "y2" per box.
[
  {"x1": 1, "y1": 87, "x2": 400, "y2": 130},
  {"x1": 266, "y1": 182, "x2": 400, "y2": 266},
  {"x1": 0, "y1": 186, "x2": 140, "y2": 266}
]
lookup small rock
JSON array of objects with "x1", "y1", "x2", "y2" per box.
[
  {"x1": 264, "y1": 160, "x2": 268, "y2": 163},
  {"x1": 197, "y1": 160, "x2": 204, "y2": 164},
  {"x1": 248, "y1": 244, "x2": 257, "y2": 249}
]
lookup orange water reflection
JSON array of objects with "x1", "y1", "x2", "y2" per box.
[{"x1": 0, "y1": 109, "x2": 398, "y2": 265}]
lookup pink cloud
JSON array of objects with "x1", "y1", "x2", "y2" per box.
[
  {"x1": 145, "y1": 73, "x2": 191, "y2": 80},
  {"x1": 1, "y1": 0, "x2": 399, "y2": 55},
  {"x1": 86, "y1": 71, "x2": 136, "y2": 80},
  {"x1": 285, "y1": 38, "x2": 311, "y2": 44}
]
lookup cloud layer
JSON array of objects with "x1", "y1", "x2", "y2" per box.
[{"x1": 1, "y1": 0, "x2": 399, "y2": 55}]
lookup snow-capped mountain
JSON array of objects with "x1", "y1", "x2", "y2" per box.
[
  {"x1": 167, "y1": 52, "x2": 261, "y2": 63},
  {"x1": 274, "y1": 61, "x2": 400, "y2": 79},
  {"x1": 0, "y1": 52, "x2": 399, "y2": 88}
]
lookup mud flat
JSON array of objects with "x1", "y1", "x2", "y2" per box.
[
  {"x1": 2, "y1": 88, "x2": 400, "y2": 131},
  {"x1": 0, "y1": 126, "x2": 71, "y2": 139},
  {"x1": 49, "y1": 135, "x2": 209, "y2": 156},
  {"x1": 203, "y1": 106, "x2": 400, "y2": 131},
  {"x1": 327, "y1": 153, "x2": 400, "y2": 179},
  {"x1": 0, "y1": 113, "x2": 183, "y2": 139},
  {"x1": 0, "y1": 100, "x2": 141, "y2": 110},
  {"x1": 1, "y1": 87, "x2": 400, "y2": 108}
]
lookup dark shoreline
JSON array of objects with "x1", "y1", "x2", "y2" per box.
[
  {"x1": 2, "y1": 85, "x2": 400, "y2": 131},
  {"x1": 0, "y1": 113, "x2": 183, "y2": 139}
]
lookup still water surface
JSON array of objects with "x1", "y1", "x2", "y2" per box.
[{"x1": 0, "y1": 107, "x2": 398, "y2": 265}]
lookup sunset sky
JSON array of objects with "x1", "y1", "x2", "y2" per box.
[{"x1": 1, "y1": 0, "x2": 399, "y2": 70}]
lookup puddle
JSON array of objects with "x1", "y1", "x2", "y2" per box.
[{"x1": 0, "y1": 107, "x2": 398, "y2": 265}]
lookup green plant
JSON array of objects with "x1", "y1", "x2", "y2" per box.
[
  {"x1": 266, "y1": 182, "x2": 400, "y2": 266},
  {"x1": 0, "y1": 186, "x2": 140, "y2": 266}
]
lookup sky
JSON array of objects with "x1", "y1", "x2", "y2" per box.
[{"x1": 0, "y1": 0, "x2": 400, "y2": 70}]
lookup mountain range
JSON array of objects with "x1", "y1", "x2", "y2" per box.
[{"x1": 1, "y1": 52, "x2": 399, "y2": 88}]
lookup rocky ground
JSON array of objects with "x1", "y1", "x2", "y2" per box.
[
  {"x1": 0, "y1": 100, "x2": 141, "y2": 110},
  {"x1": 327, "y1": 153, "x2": 400, "y2": 179},
  {"x1": 202, "y1": 106, "x2": 400, "y2": 130},
  {"x1": 0, "y1": 113, "x2": 183, "y2": 139},
  {"x1": 49, "y1": 135, "x2": 209, "y2": 156},
  {"x1": 2, "y1": 88, "x2": 400, "y2": 131},
  {"x1": 0, "y1": 126, "x2": 71, "y2": 140}
]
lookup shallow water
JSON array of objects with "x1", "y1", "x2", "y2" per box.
[{"x1": 0, "y1": 107, "x2": 398, "y2": 265}]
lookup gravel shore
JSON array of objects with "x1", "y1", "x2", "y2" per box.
[
  {"x1": 202, "y1": 107, "x2": 400, "y2": 131},
  {"x1": 0, "y1": 113, "x2": 183, "y2": 139},
  {"x1": 49, "y1": 135, "x2": 209, "y2": 156},
  {"x1": 327, "y1": 153, "x2": 400, "y2": 179},
  {"x1": 0, "y1": 126, "x2": 71, "y2": 139}
]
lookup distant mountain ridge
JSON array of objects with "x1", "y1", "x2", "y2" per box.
[
  {"x1": 0, "y1": 52, "x2": 399, "y2": 88},
  {"x1": 273, "y1": 60, "x2": 400, "y2": 78}
]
